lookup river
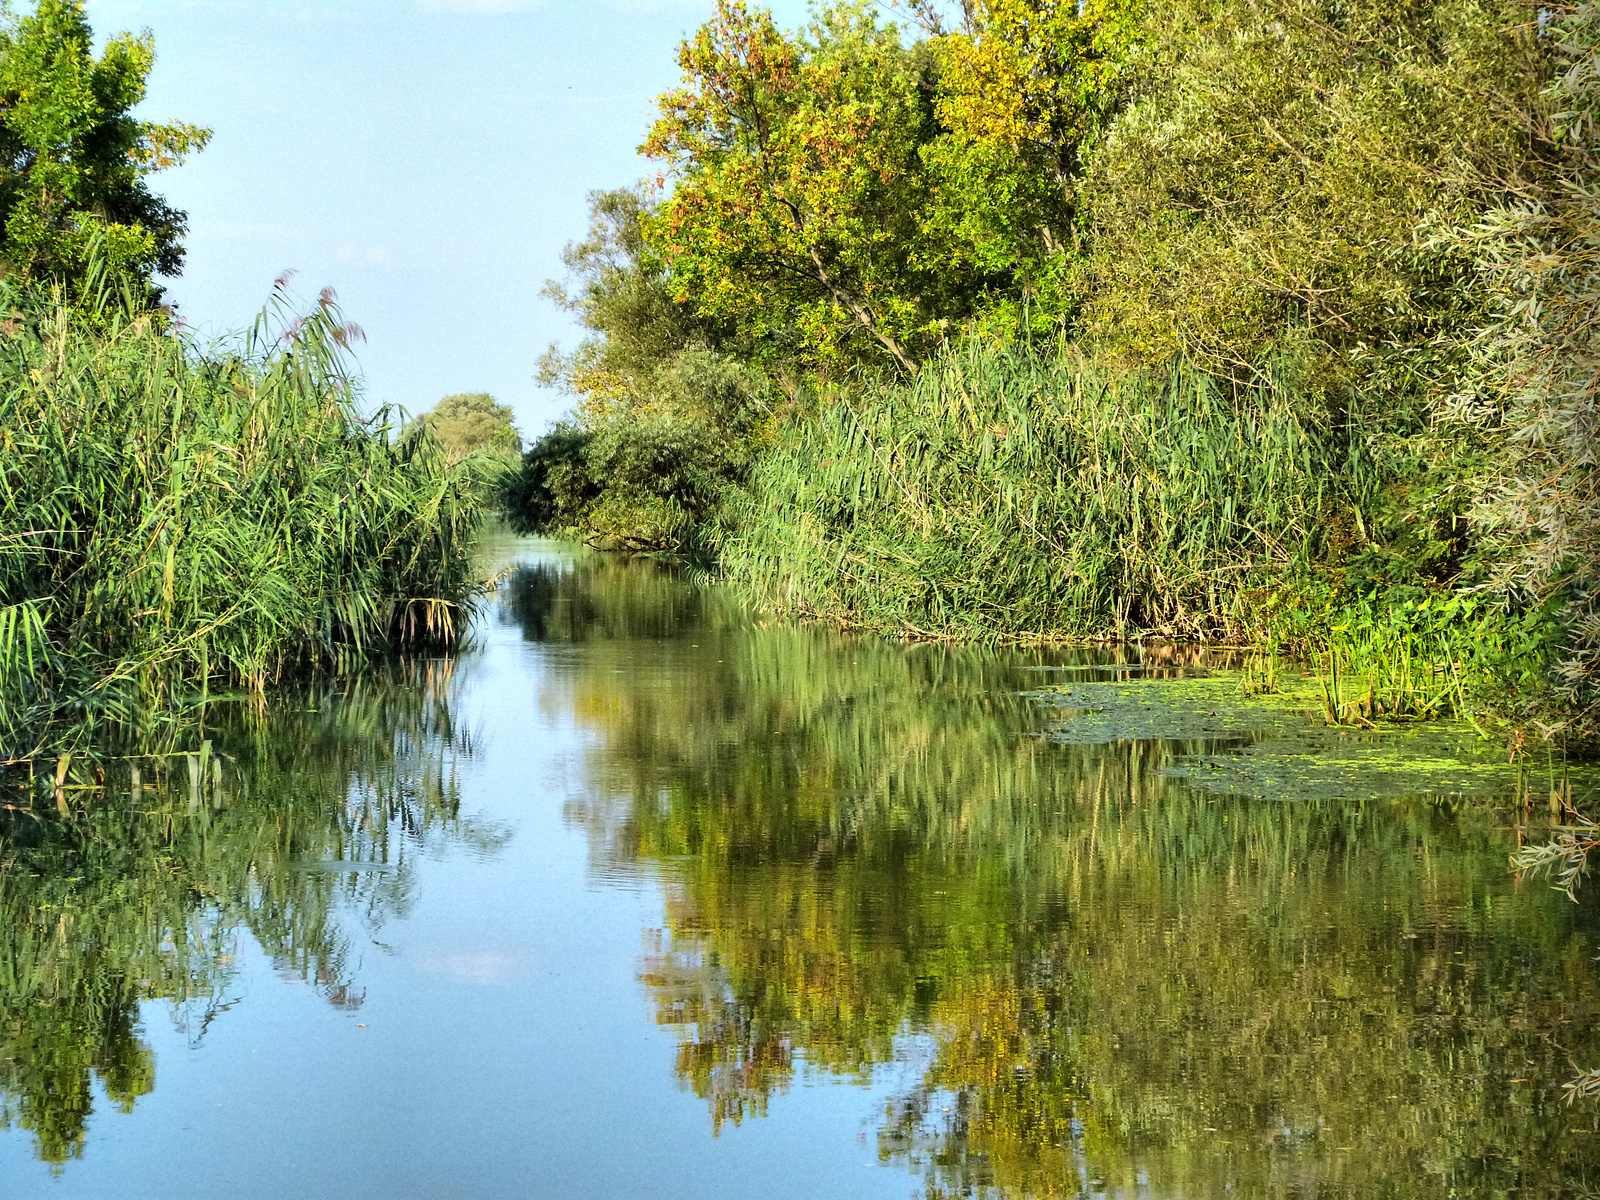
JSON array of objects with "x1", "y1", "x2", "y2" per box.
[{"x1": 3, "y1": 535, "x2": 1598, "y2": 1198}]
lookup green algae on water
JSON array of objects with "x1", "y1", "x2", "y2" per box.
[{"x1": 1032, "y1": 671, "x2": 1537, "y2": 802}]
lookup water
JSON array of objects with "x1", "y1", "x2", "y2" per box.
[{"x1": 4, "y1": 537, "x2": 1599, "y2": 1198}]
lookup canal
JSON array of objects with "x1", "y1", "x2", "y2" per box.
[{"x1": 4, "y1": 535, "x2": 1598, "y2": 1198}]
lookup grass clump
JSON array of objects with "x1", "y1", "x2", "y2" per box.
[
  {"x1": 720, "y1": 340, "x2": 1375, "y2": 642},
  {"x1": 0, "y1": 275, "x2": 481, "y2": 754}
]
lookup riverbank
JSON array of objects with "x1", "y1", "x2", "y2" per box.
[{"x1": 506, "y1": 0, "x2": 1600, "y2": 745}]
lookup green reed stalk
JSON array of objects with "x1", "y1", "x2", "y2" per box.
[
  {"x1": 0, "y1": 276, "x2": 482, "y2": 754},
  {"x1": 719, "y1": 341, "x2": 1368, "y2": 643}
]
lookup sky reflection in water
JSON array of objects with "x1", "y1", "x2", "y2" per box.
[{"x1": 3, "y1": 536, "x2": 1599, "y2": 1199}]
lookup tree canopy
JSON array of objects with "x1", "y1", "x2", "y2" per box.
[
  {"x1": 642, "y1": 1, "x2": 976, "y2": 373},
  {"x1": 0, "y1": 0, "x2": 210, "y2": 297},
  {"x1": 516, "y1": 0, "x2": 1600, "y2": 735},
  {"x1": 407, "y1": 393, "x2": 523, "y2": 463}
]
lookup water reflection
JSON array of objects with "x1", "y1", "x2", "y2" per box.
[
  {"x1": 0, "y1": 660, "x2": 489, "y2": 1165},
  {"x1": 521, "y1": 554, "x2": 1600, "y2": 1198},
  {"x1": 9, "y1": 546, "x2": 1599, "y2": 1195}
]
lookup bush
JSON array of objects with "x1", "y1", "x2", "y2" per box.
[{"x1": 505, "y1": 350, "x2": 771, "y2": 550}]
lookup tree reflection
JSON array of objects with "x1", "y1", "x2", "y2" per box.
[
  {"x1": 0, "y1": 659, "x2": 485, "y2": 1165},
  {"x1": 499, "y1": 554, "x2": 743, "y2": 644},
  {"x1": 526, "y1": 556, "x2": 1600, "y2": 1198}
]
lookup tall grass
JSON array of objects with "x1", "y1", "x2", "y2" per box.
[
  {"x1": 719, "y1": 340, "x2": 1377, "y2": 642},
  {"x1": 0, "y1": 273, "x2": 481, "y2": 754}
]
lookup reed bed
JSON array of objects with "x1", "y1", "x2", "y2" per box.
[
  {"x1": 0, "y1": 277, "x2": 481, "y2": 754},
  {"x1": 719, "y1": 341, "x2": 1378, "y2": 642}
]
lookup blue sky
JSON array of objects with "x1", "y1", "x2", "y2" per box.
[{"x1": 84, "y1": 0, "x2": 813, "y2": 438}]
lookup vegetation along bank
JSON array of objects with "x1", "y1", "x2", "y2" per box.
[
  {"x1": 0, "y1": 1, "x2": 484, "y2": 759},
  {"x1": 506, "y1": 0, "x2": 1600, "y2": 743}
]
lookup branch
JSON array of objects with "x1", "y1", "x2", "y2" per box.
[{"x1": 805, "y1": 245, "x2": 919, "y2": 373}]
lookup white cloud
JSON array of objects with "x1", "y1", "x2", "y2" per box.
[
  {"x1": 416, "y1": 0, "x2": 543, "y2": 13},
  {"x1": 337, "y1": 244, "x2": 395, "y2": 267},
  {"x1": 413, "y1": 948, "x2": 526, "y2": 985}
]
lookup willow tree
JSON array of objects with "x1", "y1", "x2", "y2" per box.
[
  {"x1": 1069, "y1": 0, "x2": 1552, "y2": 376},
  {"x1": 1468, "y1": 2, "x2": 1600, "y2": 738}
]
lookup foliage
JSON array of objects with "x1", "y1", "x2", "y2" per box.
[
  {"x1": 637, "y1": 0, "x2": 1549, "y2": 376},
  {"x1": 404, "y1": 392, "x2": 522, "y2": 464},
  {"x1": 1316, "y1": 591, "x2": 1561, "y2": 726},
  {"x1": 716, "y1": 333, "x2": 1564, "y2": 723},
  {"x1": 509, "y1": 189, "x2": 775, "y2": 548},
  {"x1": 1069, "y1": 0, "x2": 1551, "y2": 376},
  {"x1": 721, "y1": 338, "x2": 1375, "y2": 642},
  {"x1": 642, "y1": 1, "x2": 979, "y2": 373},
  {"x1": 502, "y1": 420, "x2": 596, "y2": 538},
  {"x1": 918, "y1": 0, "x2": 1139, "y2": 331},
  {"x1": 512, "y1": 355, "x2": 770, "y2": 550},
  {"x1": 545, "y1": 0, "x2": 1593, "y2": 738},
  {"x1": 1464, "y1": 3, "x2": 1600, "y2": 739},
  {"x1": 537, "y1": 185, "x2": 727, "y2": 411},
  {"x1": 0, "y1": 0, "x2": 209, "y2": 298},
  {"x1": 0, "y1": 273, "x2": 481, "y2": 755}
]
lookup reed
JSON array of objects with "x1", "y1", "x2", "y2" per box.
[
  {"x1": 719, "y1": 339, "x2": 1378, "y2": 643},
  {"x1": 0, "y1": 273, "x2": 481, "y2": 755}
]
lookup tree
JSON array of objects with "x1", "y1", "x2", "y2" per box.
[
  {"x1": 642, "y1": 1, "x2": 984, "y2": 374},
  {"x1": 407, "y1": 393, "x2": 523, "y2": 463},
  {"x1": 919, "y1": 0, "x2": 1140, "y2": 332},
  {"x1": 512, "y1": 188, "x2": 777, "y2": 550},
  {"x1": 1069, "y1": 0, "x2": 1551, "y2": 375},
  {"x1": 0, "y1": 0, "x2": 210, "y2": 296},
  {"x1": 537, "y1": 185, "x2": 726, "y2": 420},
  {"x1": 1465, "y1": 1, "x2": 1600, "y2": 734}
]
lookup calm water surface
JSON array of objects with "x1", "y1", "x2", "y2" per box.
[{"x1": 4, "y1": 536, "x2": 1600, "y2": 1198}]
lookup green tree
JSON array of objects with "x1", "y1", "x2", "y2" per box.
[
  {"x1": 537, "y1": 185, "x2": 726, "y2": 417},
  {"x1": 642, "y1": 1, "x2": 983, "y2": 374},
  {"x1": 0, "y1": 0, "x2": 210, "y2": 296},
  {"x1": 1069, "y1": 0, "x2": 1551, "y2": 377},
  {"x1": 919, "y1": 0, "x2": 1141, "y2": 334},
  {"x1": 509, "y1": 189, "x2": 775, "y2": 550},
  {"x1": 407, "y1": 392, "x2": 523, "y2": 463}
]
